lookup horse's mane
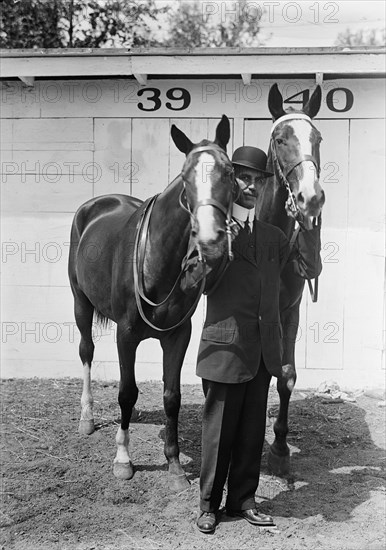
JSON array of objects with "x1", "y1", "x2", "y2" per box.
[{"x1": 163, "y1": 173, "x2": 183, "y2": 193}]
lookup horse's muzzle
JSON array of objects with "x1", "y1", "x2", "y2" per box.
[
  {"x1": 297, "y1": 190, "x2": 325, "y2": 217},
  {"x1": 194, "y1": 229, "x2": 227, "y2": 261}
]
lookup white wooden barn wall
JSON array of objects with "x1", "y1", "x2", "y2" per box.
[{"x1": 1, "y1": 78, "x2": 385, "y2": 389}]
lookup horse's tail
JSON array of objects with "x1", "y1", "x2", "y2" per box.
[{"x1": 94, "y1": 309, "x2": 110, "y2": 329}]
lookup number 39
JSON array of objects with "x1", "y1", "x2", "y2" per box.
[{"x1": 137, "y1": 88, "x2": 191, "y2": 112}]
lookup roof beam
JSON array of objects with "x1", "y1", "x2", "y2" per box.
[
  {"x1": 0, "y1": 49, "x2": 384, "y2": 79},
  {"x1": 133, "y1": 73, "x2": 147, "y2": 86},
  {"x1": 241, "y1": 73, "x2": 252, "y2": 86},
  {"x1": 19, "y1": 76, "x2": 35, "y2": 86}
]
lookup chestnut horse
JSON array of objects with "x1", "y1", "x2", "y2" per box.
[
  {"x1": 68, "y1": 116, "x2": 235, "y2": 491},
  {"x1": 258, "y1": 84, "x2": 325, "y2": 475}
]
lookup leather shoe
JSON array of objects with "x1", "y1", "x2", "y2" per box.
[
  {"x1": 197, "y1": 511, "x2": 217, "y2": 533},
  {"x1": 227, "y1": 508, "x2": 275, "y2": 526}
]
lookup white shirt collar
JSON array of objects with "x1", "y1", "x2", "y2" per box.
[{"x1": 232, "y1": 203, "x2": 256, "y2": 225}]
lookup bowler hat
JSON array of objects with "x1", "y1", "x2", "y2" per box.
[{"x1": 232, "y1": 146, "x2": 273, "y2": 176}]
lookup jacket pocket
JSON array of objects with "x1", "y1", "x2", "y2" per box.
[{"x1": 202, "y1": 320, "x2": 236, "y2": 344}]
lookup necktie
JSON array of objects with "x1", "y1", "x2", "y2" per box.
[{"x1": 244, "y1": 217, "x2": 251, "y2": 235}]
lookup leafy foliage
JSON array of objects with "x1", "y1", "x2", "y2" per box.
[
  {"x1": 0, "y1": 0, "x2": 64, "y2": 48},
  {"x1": 63, "y1": 0, "x2": 169, "y2": 48},
  {"x1": 165, "y1": 0, "x2": 264, "y2": 48},
  {"x1": 335, "y1": 27, "x2": 386, "y2": 48},
  {"x1": 0, "y1": 0, "x2": 169, "y2": 48},
  {"x1": 0, "y1": 0, "x2": 264, "y2": 49}
]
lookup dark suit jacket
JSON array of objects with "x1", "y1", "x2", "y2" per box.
[
  {"x1": 197, "y1": 220, "x2": 289, "y2": 383},
  {"x1": 196, "y1": 218, "x2": 322, "y2": 383}
]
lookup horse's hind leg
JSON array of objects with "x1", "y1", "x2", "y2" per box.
[
  {"x1": 268, "y1": 305, "x2": 298, "y2": 476},
  {"x1": 113, "y1": 323, "x2": 139, "y2": 480},
  {"x1": 160, "y1": 322, "x2": 192, "y2": 492},
  {"x1": 74, "y1": 291, "x2": 96, "y2": 435}
]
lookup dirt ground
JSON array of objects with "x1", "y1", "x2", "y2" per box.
[{"x1": 1, "y1": 377, "x2": 385, "y2": 550}]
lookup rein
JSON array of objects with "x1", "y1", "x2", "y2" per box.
[
  {"x1": 270, "y1": 115, "x2": 322, "y2": 302},
  {"x1": 133, "y1": 195, "x2": 206, "y2": 332},
  {"x1": 133, "y1": 144, "x2": 236, "y2": 332},
  {"x1": 286, "y1": 214, "x2": 321, "y2": 303}
]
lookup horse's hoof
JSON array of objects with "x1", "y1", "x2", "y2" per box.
[
  {"x1": 113, "y1": 461, "x2": 134, "y2": 480},
  {"x1": 78, "y1": 419, "x2": 95, "y2": 435},
  {"x1": 168, "y1": 473, "x2": 190, "y2": 492},
  {"x1": 267, "y1": 449, "x2": 291, "y2": 476}
]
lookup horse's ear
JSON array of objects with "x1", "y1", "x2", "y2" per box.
[
  {"x1": 214, "y1": 115, "x2": 230, "y2": 151},
  {"x1": 303, "y1": 85, "x2": 322, "y2": 119},
  {"x1": 171, "y1": 124, "x2": 194, "y2": 156},
  {"x1": 268, "y1": 83, "x2": 286, "y2": 120}
]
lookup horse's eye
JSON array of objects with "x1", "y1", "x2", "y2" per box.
[{"x1": 276, "y1": 138, "x2": 284, "y2": 145}]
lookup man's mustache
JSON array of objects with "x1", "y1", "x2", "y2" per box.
[{"x1": 235, "y1": 178, "x2": 257, "y2": 197}]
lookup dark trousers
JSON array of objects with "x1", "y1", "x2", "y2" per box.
[{"x1": 200, "y1": 362, "x2": 271, "y2": 512}]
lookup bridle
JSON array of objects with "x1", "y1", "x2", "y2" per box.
[
  {"x1": 133, "y1": 143, "x2": 237, "y2": 331},
  {"x1": 270, "y1": 113, "x2": 321, "y2": 228},
  {"x1": 179, "y1": 143, "x2": 237, "y2": 263},
  {"x1": 270, "y1": 113, "x2": 323, "y2": 302}
]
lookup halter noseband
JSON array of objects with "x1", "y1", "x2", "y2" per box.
[{"x1": 180, "y1": 143, "x2": 236, "y2": 261}]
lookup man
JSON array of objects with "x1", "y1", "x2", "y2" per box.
[{"x1": 196, "y1": 146, "x2": 321, "y2": 534}]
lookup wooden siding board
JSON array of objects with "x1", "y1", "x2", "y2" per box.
[
  {"x1": 343, "y1": 118, "x2": 386, "y2": 373},
  {"x1": 131, "y1": 118, "x2": 170, "y2": 199},
  {"x1": 303, "y1": 120, "x2": 350, "y2": 370},
  {"x1": 9, "y1": 118, "x2": 93, "y2": 144},
  {"x1": 1, "y1": 174, "x2": 93, "y2": 213},
  {"x1": 1, "y1": 213, "x2": 73, "y2": 288},
  {"x1": 0, "y1": 282, "x2": 202, "y2": 375},
  {"x1": 1, "y1": 150, "x2": 93, "y2": 171},
  {"x1": 347, "y1": 119, "x2": 385, "y2": 230},
  {"x1": 2, "y1": 80, "x2": 384, "y2": 120},
  {"x1": 1, "y1": 285, "x2": 79, "y2": 364},
  {"x1": 94, "y1": 118, "x2": 133, "y2": 196},
  {"x1": 1, "y1": 82, "x2": 42, "y2": 118},
  {"x1": 0, "y1": 74, "x2": 384, "y2": 387},
  {"x1": 243, "y1": 119, "x2": 272, "y2": 149}
]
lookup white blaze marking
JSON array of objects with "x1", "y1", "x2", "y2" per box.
[
  {"x1": 291, "y1": 120, "x2": 317, "y2": 199},
  {"x1": 195, "y1": 153, "x2": 216, "y2": 241}
]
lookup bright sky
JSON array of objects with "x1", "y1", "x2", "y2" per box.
[
  {"x1": 258, "y1": 0, "x2": 386, "y2": 46},
  {"x1": 161, "y1": 0, "x2": 385, "y2": 47}
]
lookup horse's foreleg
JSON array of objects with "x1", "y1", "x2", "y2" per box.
[
  {"x1": 268, "y1": 364, "x2": 297, "y2": 476},
  {"x1": 160, "y1": 322, "x2": 192, "y2": 492},
  {"x1": 268, "y1": 307, "x2": 298, "y2": 476},
  {"x1": 74, "y1": 292, "x2": 96, "y2": 435},
  {"x1": 113, "y1": 324, "x2": 139, "y2": 480}
]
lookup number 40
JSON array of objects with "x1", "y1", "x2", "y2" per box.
[{"x1": 284, "y1": 88, "x2": 354, "y2": 113}]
